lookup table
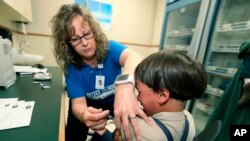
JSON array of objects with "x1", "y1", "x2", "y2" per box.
[{"x1": 0, "y1": 67, "x2": 65, "y2": 141}]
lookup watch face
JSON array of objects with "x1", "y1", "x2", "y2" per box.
[{"x1": 116, "y1": 74, "x2": 129, "y2": 81}]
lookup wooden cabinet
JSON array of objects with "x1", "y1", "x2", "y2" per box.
[{"x1": 0, "y1": 0, "x2": 33, "y2": 23}]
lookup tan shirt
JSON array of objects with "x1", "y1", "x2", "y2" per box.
[{"x1": 121, "y1": 110, "x2": 195, "y2": 141}]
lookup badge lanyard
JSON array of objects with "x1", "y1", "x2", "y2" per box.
[{"x1": 95, "y1": 62, "x2": 105, "y2": 89}]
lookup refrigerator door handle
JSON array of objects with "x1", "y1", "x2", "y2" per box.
[{"x1": 188, "y1": 0, "x2": 211, "y2": 59}]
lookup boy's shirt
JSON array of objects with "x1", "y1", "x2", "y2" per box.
[{"x1": 121, "y1": 110, "x2": 195, "y2": 141}]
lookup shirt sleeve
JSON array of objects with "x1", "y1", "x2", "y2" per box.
[{"x1": 108, "y1": 40, "x2": 127, "y2": 65}]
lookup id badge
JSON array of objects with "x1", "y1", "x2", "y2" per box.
[{"x1": 95, "y1": 75, "x2": 105, "y2": 89}]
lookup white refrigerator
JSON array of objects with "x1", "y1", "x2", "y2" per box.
[{"x1": 159, "y1": 0, "x2": 250, "y2": 135}]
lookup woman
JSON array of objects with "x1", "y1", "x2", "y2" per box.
[{"x1": 50, "y1": 4, "x2": 144, "y2": 141}]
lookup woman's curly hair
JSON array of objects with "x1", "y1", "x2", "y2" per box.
[{"x1": 50, "y1": 4, "x2": 108, "y2": 74}]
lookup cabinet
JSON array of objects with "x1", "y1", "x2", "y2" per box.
[
  {"x1": 0, "y1": 0, "x2": 33, "y2": 23},
  {"x1": 0, "y1": 67, "x2": 64, "y2": 141},
  {"x1": 192, "y1": 0, "x2": 250, "y2": 134},
  {"x1": 160, "y1": 0, "x2": 249, "y2": 135},
  {"x1": 159, "y1": 0, "x2": 211, "y2": 59}
]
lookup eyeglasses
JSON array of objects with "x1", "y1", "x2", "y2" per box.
[{"x1": 69, "y1": 30, "x2": 93, "y2": 46}]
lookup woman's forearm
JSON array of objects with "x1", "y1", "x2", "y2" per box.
[{"x1": 71, "y1": 98, "x2": 88, "y2": 123}]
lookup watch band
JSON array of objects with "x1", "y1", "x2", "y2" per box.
[{"x1": 115, "y1": 74, "x2": 135, "y2": 85}]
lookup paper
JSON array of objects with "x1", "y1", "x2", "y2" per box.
[
  {"x1": 0, "y1": 98, "x2": 35, "y2": 130},
  {"x1": 13, "y1": 65, "x2": 47, "y2": 74}
]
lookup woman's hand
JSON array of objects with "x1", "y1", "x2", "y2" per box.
[
  {"x1": 114, "y1": 83, "x2": 152, "y2": 141},
  {"x1": 81, "y1": 107, "x2": 110, "y2": 135},
  {"x1": 72, "y1": 97, "x2": 110, "y2": 135}
]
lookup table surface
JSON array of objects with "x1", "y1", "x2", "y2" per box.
[{"x1": 0, "y1": 67, "x2": 64, "y2": 141}]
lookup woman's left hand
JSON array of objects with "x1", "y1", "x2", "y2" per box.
[{"x1": 114, "y1": 83, "x2": 152, "y2": 141}]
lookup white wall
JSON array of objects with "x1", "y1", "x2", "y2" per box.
[
  {"x1": 152, "y1": 0, "x2": 166, "y2": 45},
  {"x1": 122, "y1": 0, "x2": 165, "y2": 58},
  {"x1": 107, "y1": 0, "x2": 156, "y2": 44},
  {"x1": 1, "y1": 0, "x2": 166, "y2": 66}
]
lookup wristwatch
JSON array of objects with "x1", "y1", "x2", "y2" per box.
[{"x1": 115, "y1": 74, "x2": 135, "y2": 85}]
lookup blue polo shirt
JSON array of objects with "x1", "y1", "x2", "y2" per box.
[{"x1": 65, "y1": 40, "x2": 126, "y2": 105}]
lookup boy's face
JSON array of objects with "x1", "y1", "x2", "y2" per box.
[{"x1": 136, "y1": 80, "x2": 159, "y2": 116}]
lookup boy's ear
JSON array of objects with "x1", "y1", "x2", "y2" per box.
[{"x1": 158, "y1": 89, "x2": 170, "y2": 104}]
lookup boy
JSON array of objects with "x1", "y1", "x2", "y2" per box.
[{"x1": 115, "y1": 50, "x2": 207, "y2": 141}]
